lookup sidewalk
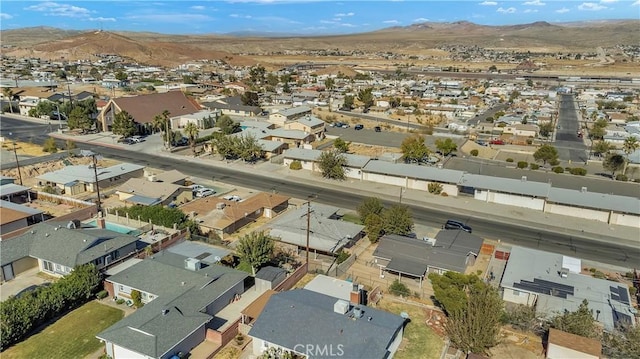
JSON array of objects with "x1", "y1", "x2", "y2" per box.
[{"x1": 50, "y1": 130, "x2": 640, "y2": 249}]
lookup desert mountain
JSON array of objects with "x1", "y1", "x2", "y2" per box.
[{"x1": 1, "y1": 20, "x2": 638, "y2": 67}]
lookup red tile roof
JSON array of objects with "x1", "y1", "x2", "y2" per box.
[{"x1": 113, "y1": 91, "x2": 201, "y2": 124}]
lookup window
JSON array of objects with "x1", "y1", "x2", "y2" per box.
[
  {"x1": 43, "y1": 261, "x2": 54, "y2": 272},
  {"x1": 513, "y1": 290, "x2": 521, "y2": 296}
]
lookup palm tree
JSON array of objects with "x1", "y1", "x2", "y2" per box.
[
  {"x1": 183, "y1": 122, "x2": 199, "y2": 157},
  {"x1": 622, "y1": 136, "x2": 639, "y2": 175},
  {"x1": 324, "y1": 77, "x2": 335, "y2": 112},
  {"x1": 2, "y1": 87, "x2": 14, "y2": 113}
]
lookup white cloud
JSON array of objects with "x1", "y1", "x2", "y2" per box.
[
  {"x1": 479, "y1": 1, "x2": 498, "y2": 5},
  {"x1": 578, "y1": 2, "x2": 607, "y2": 10},
  {"x1": 89, "y1": 17, "x2": 116, "y2": 22},
  {"x1": 230, "y1": 13, "x2": 252, "y2": 18},
  {"x1": 632, "y1": 0, "x2": 640, "y2": 5},
  {"x1": 341, "y1": 23, "x2": 357, "y2": 27},
  {"x1": 599, "y1": 0, "x2": 617, "y2": 3},
  {"x1": 413, "y1": 17, "x2": 429, "y2": 22},
  {"x1": 25, "y1": 2, "x2": 92, "y2": 18},
  {"x1": 334, "y1": 12, "x2": 354, "y2": 17},
  {"x1": 555, "y1": 7, "x2": 570, "y2": 13},
  {"x1": 0, "y1": 13, "x2": 13, "y2": 19},
  {"x1": 523, "y1": 9, "x2": 538, "y2": 12},
  {"x1": 497, "y1": 7, "x2": 517, "y2": 13},
  {"x1": 523, "y1": 0, "x2": 545, "y2": 5},
  {"x1": 190, "y1": 5, "x2": 206, "y2": 10},
  {"x1": 383, "y1": 20, "x2": 399, "y2": 24}
]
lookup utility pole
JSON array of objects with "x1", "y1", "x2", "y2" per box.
[
  {"x1": 67, "y1": 81, "x2": 74, "y2": 110},
  {"x1": 12, "y1": 142, "x2": 23, "y2": 186},
  {"x1": 92, "y1": 154, "x2": 102, "y2": 214},
  {"x1": 306, "y1": 200, "x2": 311, "y2": 266}
]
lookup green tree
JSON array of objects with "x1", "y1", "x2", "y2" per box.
[
  {"x1": 445, "y1": 285, "x2": 503, "y2": 355},
  {"x1": 324, "y1": 77, "x2": 335, "y2": 112},
  {"x1": 112, "y1": 110, "x2": 136, "y2": 138},
  {"x1": 589, "y1": 126, "x2": 606, "y2": 140},
  {"x1": 356, "y1": 197, "x2": 384, "y2": 224},
  {"x1": 115, "y1": 71, "x2": 128, "y2": 82},
  {"x1": 357, "y1": 87, "x2": 374, "y2": 109},
  {"x1": 603, "y1": 324, "x2": 640, "y2": 359},
  {"x1": 241, "y1": 91, "x2": 260, "y2": 107},
  {"x1": 592, "y1": 140, "x2": 612, "y2": 157},
  {"x1": 550, "y1": 299, "x2": 599, "y2": 338},
  {"x1": 43, "y1": 137, "x2": 58, "y2": 153},
  {"x1": 603, "y1": 153, "x2": 625, "y2": 178},
  {"x1": 364, "y1": 213, "x2": 384, "y2": 243},
  {"x1": 183, "y1": 122, "x2": 199, "y2": 156},
  {"x1": 236, "y1": 231, "x2": 275, "y2": 275},
  {"x1": 342, "y1": 95, "x2": 354, "y2": 110},
  {"x1": 333, "y1": 137, "x2": 350, "y2": 153},
  {"x1": 216, "y1": 115, "x2": 241, "y2": 135},
  {"x1": 428, "y1": 272, "x2": 483, "y2": 315},
  {"x1": 538, "y1": 122, "x2": 554, "y2": 137},
  {"x1": 318, "y1": 150, "x2": 346, "y2": 180},
  {"x1": 238, "y1": 134, "x2": 262, "y2": 162},
  {"x1": 2, "y1": 87, "x2": 14, "y2": 113},
  {"x1": 389, "y1": 280, "x2": 411, "y2": 297},
  {"x1": 533, "y1": 144, "x2": 559, "y2": 165},
  {"x1": 435, "y1": 138, "x2": 458, "y2": 156},
  {"x1": 401, "y1": 134, "x2": 430, "y2": 163},
  {"x1": 382, "y1": 205, "x2": 413, "y2": 236},
  {"x1": 622, "y1": 136, "x2": 639, "y2": 175},
  {"x1": 248, "y1": 65, "x2": 266, "y2": 85},
  {"x1": 131, "y1": 290, "x2": 144, "y2": 308},
  {"x1": 67, "y1": 106, "x2": 93, "y2": 130}
]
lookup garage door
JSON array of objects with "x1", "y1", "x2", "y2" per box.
[{"x1": 2, "y1": 264, "x2": 15, "y2": 281}]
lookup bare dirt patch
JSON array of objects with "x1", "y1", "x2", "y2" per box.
[{"x1": 349, "y1": 143, "x2": 401, "y2": 158}]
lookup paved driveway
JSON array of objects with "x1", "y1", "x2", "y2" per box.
[{"x1": 0, "y1": 267, "x2": 52, "y2": 301}]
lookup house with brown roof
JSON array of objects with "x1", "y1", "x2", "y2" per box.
[
  {"x1": 0, "y1": 200, "x2": 45, "y2": 238},
  {"x1": 546, "y1": 328, "x2": 601, "y2": 359},
  {"x1": 97, "y1": 90, "x2": 201, "y2": 132},
  {"x1": 179, "y1": 192, "x2": 289, "y2": 239}
]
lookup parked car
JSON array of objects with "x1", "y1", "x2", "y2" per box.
[
  {"x1": 476, "y1": 140, "x2": 488, "y2": 146},
  {"x1": 172, "y1": 137, "x2": 188, "y2": 146},
  {"x1": 195, "y1": 188, "x2": 216, "y2": 198},
  {"x1": 333, "y1": 122, "x2": 344, "y2": 128},
  {"x1": 354, "y1": 124, "x2": 364, "y2": 130},
  {"x1": 223, "y1": 195, "x2": 242, "y2": 202},
  {"x1": 118, "y1": 137, "x2": 135, "y2": 145},
  {"x1": 489, "y1": 139, "x2": 504, "y2": 145},
  {"x1": 190, "y1": 184, "x2": 204, "y2": 192},
  {"x1": 130, "y1": 135, "x2": 145, "y2": 143},
  {"x1": 443, "y1": 220, "x2": 472, "y2": 233},
  {"x1": 49, "y1": 112, "x2": 67, "y2": 121},
  {"x1": 341, "y1": 123, "x2": 350, "y2": 128},
  {"x1": 374, "y1": 126, "x2": 382, "y2": 132}
]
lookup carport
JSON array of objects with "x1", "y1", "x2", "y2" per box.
[{"x1": 383, "y1": 257, "x2": 427, "y2": 288}]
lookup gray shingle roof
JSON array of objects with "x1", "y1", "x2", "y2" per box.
[
  {"x1": 98, "y1": 251, "x2": 248, "y2": 357},
  {"x1": 37, "y1": 163, "x2": 144, "y2": 185},
  {"x1": 546, "y1": 187, "x2": 640, "y2": 215},
  {"x1": 283, "y1": 148, "x2": 322, "y2": 161},
  {"x1": 274, "y1": 106, "x2": 312, "y2": 118},
  {"x1": 363, "y1": 161, "x2": 465, "y2": 183},
  {"x1": 0, "y1": 183, "x2": 31, "y2": 197},
  {"x1": 459, "y1": 173, "x2": 551, "y2": 197},
  {"x1": 248, "y1": 289, "x2": 405, "y2": 359},
  {"x1": 2, "y1": 222, "x2": 139, "y2": 268},
  {"x1": 255, "y1": 266, "x2": 286, "y2": 282}
]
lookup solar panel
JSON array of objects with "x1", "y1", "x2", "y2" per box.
[
  {"x1": 612, "y1": 309, "x2": 633, "y2": 328},
  {"x1": 195, "y1": 252, "x2": 211, "y2": 260},
  {"x1": 611, "y1": 285, "x2": 630, "y2": 305},
  {"x1": 513, "y1": 278, "x2": 574, "y2": 299}
]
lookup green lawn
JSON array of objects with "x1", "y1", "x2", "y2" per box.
[
  {"x1": 378, "y1": 298, "x2": 444, "y2": 359},
  {"x1": 340, "y1": 212, "x2": 362, "y2": 224},
  {"x1": 3, "y1": 301, "x2": 124, "y2": 359}
]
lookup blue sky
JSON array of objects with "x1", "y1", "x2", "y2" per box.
[{"x1": 1, "y1": 1, "x2": 638, "y2": 35}]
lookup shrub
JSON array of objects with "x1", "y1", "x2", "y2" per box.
[
  {"x1": 549, "y1": 159, "x2": 560, "y2": 166},
  {"x1": 470, "y1": 149, "x2": 479, "y2": 157},
  {"x1": 517, "y1": 161, "x2": 528, "y2": 169},
  {"x1": 336, "y1": 250, "x2": 350, "y2": 265},
  {"x1": 569, "y1": 167, "x2": 587, "y2": 176},
  {"x1": 552, "y1": 166, "x2": 564, "y2": 173},
  {"x1": 289, "y1": 160, "x2": 302, "y2": 170},
  {"x1": 506, "y1": 158, "x2": 514, "y2": 163},
  {"x1": 441, "y1": 192, "x2": 448, "y2": 197},
  {"x1": 389, "y1": 280, "x2": 411, "y2": 297},
  {"x1": 96, "y1": 290, "x2": 109, "y2": 299},
  {"x1": 428, "y1": 182, "x2": 443, "y2": 194},
  {"x1": 593, "y1": 271, "x2": 606, "y2": 279},
  {"x1": 131, "y1": 289, "x2": 144, "y2": 308},
  {"x1": 116, "y1": 298, "x2": 125, "y2": 305},
  {"x1": 630, "y1": 287, "x2": 638, "y2": 296},
  {"x1": 615, "y1": 174, "x2": 628, "y2": 181},
  {"x1": 529, "y1": 163, "x2": 539, "y2": 170}
]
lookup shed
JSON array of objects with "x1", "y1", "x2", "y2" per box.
[{"x1": 255, "y1": 266, "x2": 287, "y2": 291}]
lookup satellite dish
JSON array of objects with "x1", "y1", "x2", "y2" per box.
[{"x1": 214, "y1": 256, "x2": 222, "y2": 262}]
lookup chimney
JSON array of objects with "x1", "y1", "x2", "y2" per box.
[
  {"x1": 350, "y1": 284, "x2": 362, "y2": 305},
  {"x1": 96, "y1": 217, "x2": 106, "y2": 229},
  {"x1": 162, "y1": 309, "x2": 169, "y2": 316}
]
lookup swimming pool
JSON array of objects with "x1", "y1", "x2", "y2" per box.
[{"x1": 85, "y1": 220, "x2": 143, "y2": 236}]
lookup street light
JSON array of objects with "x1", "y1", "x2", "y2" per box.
[{"x1": 55, "y1": 105, "x2": 63, "y2": 130}]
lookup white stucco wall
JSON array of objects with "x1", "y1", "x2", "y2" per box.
[
  {"x1": 501, "y1": 287, "x2": 536, "y2": 306},
  {"x1": 544, "y1": 203, "x2": 609, "y2": 223},
  {"x1": 489, "y1": 192, "x2": 545, "y2": 211},
  {"x1": 363, "y1": 172, "x2": 406, "y2": 187},
  {"x1": 547, "y1": 343, "x2": 598, "y2": 359},
  {"x1": 608, "y1": 212, "x2": 640, "y2": 228},
  {"x1": 113, "y1": 343, "x2": 148, "y2": 359},
  {"x1": 387, "y1": 326, "x2": 404, "y2": 359}
]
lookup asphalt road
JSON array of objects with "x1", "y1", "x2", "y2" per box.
[
  {"x1": 2, "y1": 115, "x2": 639, "y2": 267},
  {"x1": 555, "y1": 94, "x2": 589, "y2": 163}
]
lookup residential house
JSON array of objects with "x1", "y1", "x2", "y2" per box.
[
  {"x1": 36, "y1": 163, "x2": 144, "y2": 195},
  {"x1": 500, "y1": 246, "x2": 636, "y2": 331},
  {"x1": 200, "y1": 96, "x2": 261, "y2": 117},
  {"x1": 501, "y1": 124, "x2": 539, "y2": 138},
  {"x1": 248, "y1": 289, "x2": 405, "y2": 359},
  {"x1": 304, "y1": 274, "x2": 366, "y2": 304},
  {"x1": 179, "y1": 192, "x2": 289, "y2": 238},
  {"x1": 373, "y1": 231, "x2": 483, "y2": 286},
  {"x1": 98, "y1": 250, "x2": 249, "y2": 359},
  {"x1": 153, "y1": 169, "x2": 190, "y2": 186},
  {"x1": 268, "y1": 106, "x2": 312, "y2": 126},
  {"x1": 282, "y1": 148, "x2": 370, "y2": 179},
  {"x1": 170, "y1": 110, "x2": 219, "y2": 130},
  {"x1": 0, "y1": 221, "x2": 139, "y2": 282},
  {"x1": 0, "y1": 181, "x2": 33, "y2": 202},
  {"x1": 97, "y1": 91, "x2": 201, "y2": 132},
  {"x1": 115, "y1": 177, "x2": 193, "y2": 207},
  {"x1": 546, "y1": 328, "x2": 601, "y2": 359},
  {"x1": 283, "y1": 114, "x2": 326, "y2": 141},
  {"x1": 267, "y1": 203, "x2": 364, "y2": 257},
  {"x1": 228, "y1": 128, "x2": 288, "y2": 159},
  {"x1": 0, "y1": 200, "x2": 45, "y2": 238}
]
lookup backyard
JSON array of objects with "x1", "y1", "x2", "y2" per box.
[
  {"x1": 377, "y1": 297, "x2": 444, "y2": 359},
  {"x1": 2, "y1": 301, "x2": 124, "y2": 359}
]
